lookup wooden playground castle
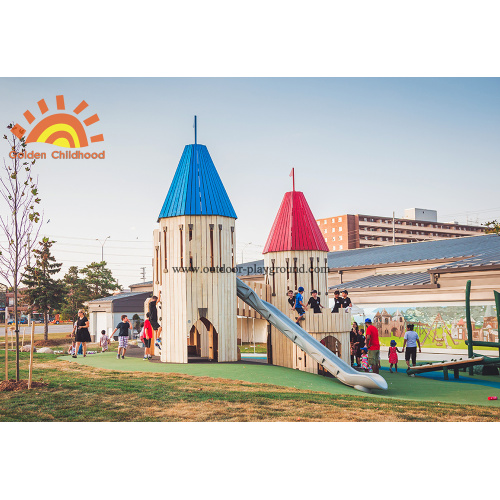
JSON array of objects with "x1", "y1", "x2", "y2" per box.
[{"x1": 150, "y1": 134, "x2": 350, "y2": 374}]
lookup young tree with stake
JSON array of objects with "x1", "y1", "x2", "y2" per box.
[{"x1": 0, "y1": 126, "x2": 42, "y2": 381}]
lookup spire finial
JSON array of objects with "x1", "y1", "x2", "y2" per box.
[{"x1": 289, "y1": 168, "x2": 295, "y2": 191}]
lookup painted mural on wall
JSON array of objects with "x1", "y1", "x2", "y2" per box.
[{"x1": 352, "y1": 303, "x2": 498, "y2": 349}]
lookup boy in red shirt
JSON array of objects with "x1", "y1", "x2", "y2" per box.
[{"x1": 364, "y1": 318, "x2": 381, "y2": 374}]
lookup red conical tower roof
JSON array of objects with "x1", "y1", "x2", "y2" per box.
[{"x1": 263, "y1": 191, "x2": 329, "y2": 254}]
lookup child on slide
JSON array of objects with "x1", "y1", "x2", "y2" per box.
[{"x1": 388, "y1": 339, "x2": 403, "y2": 373}]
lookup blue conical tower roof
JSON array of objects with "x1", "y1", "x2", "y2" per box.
[{"x1": 158, "y1": 144, "x2": 237, "y2": 220}]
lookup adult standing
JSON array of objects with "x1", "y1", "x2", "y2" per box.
[
  {"x1": 350, "y1": 321, "x2": 359, "y2": 365},
  {"x1": 402, "y1": 324, "x2": 421, "y2": 370},
  {"x1": 73, "y1": 309, "x2": 91, "y2": 358},
  {"x1": 71, "y1": 318, "x2": 82, "y2": 354},
  {"x1": 364, "y1": 318, "x2": 381, "y2": 374},
  {"x1": 331, "y1": 290, "x2": 342, "y2": 313},
  {"x1": 355, "y1": 327, "x2": 366, "y2": 367}
]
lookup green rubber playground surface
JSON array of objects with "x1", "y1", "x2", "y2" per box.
[{"x1": 61, "y1": 353, "x2": 500, "y2": 408}]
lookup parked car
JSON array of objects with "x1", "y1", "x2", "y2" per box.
[{"x1": 7, "y1": 318, "x2": 28, "y2": 325}]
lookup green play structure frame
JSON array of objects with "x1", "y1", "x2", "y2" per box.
[{"x1": 406, "y1": 280, "x2": 500, "y2": 378}]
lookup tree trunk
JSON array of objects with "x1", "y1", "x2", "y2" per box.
[
  {"x1": 44, "y1": 310, "x2": 48, "y2": 341},
  {"x1": 14, "y1": 285, "x2": 19, "y2": 381}
]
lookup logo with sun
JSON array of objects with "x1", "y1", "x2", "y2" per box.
[{"x1": 10, "y1": 95, "x2": 103, "y2": 148}]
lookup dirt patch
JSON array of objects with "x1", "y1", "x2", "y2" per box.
[
  {"x1": 34, "y1": 338, "x2": 72, "y2": 347},
  {"x1": 0, "y1": 379, "x2": 48, "y2": 392}
]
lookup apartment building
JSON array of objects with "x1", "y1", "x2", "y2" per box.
[{"x1": 316, "y1": 208, "x2": 485, "y2": 252}]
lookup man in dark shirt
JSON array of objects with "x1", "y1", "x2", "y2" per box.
[
  {"x1": 355, "y1": 328, "x2": 366, "y2": 366},
  {"x1": 111, "y1": 314, "x2": 132, "y2": 359},
  {"x1": 307, "y1": 290, "x2": 323, "y2": 313},
  {"x1": 331, "y1": 290, "x2": 342, "y2": 313},
  {"x1": 148, "y1": 291, "x2": 162, "y2": 347},
  {"x1": 341, "y1": 290, "x2": 352, "y2": 309}
]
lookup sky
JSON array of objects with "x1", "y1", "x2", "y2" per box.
[
  {"x1": 0, "y1": 77, "x2": 499, "y2": 287},
  {"x1": 2, "y1": 0, "x2": 499, "y2": 490}
]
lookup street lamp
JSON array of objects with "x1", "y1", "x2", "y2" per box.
[
  {"x1": 241, "y1": 242, "x2": 252, "y2": 264},
  {"x1": 96, "y1": 236, "x2": 111, "y2": 262}
]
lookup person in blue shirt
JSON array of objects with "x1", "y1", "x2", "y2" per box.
[{"x1": 295, "y1": 286, "x2": 306, "y2": 325}]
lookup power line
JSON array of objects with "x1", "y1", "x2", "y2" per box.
[{"x1": 46, "y1": 234, "x2": 152, "y2": 243}]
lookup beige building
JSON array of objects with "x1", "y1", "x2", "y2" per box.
[
  {"x1": 238, "y1": 234, "x2": 500, "y2": 347},
  {"x1": 316, "y1": 208, "x2": 485, "y2": 252}
]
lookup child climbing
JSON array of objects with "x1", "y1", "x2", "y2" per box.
[
  {"x1": 295, "y1": 286, "x2": 306, "y2": 325},
  {"x1": 388, "y1": 339, "x2": 403, "y2": 373}
]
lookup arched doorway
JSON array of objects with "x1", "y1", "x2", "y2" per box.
[
  {"x1": 188, "y1": 324, "x2": 202, "y2": 357},
  {"x1": 188, "y1": 318, "x2": 218, "y2": 362},
  {"x1": 318, "y1": 335, "x2": 341, "y2": 377}
]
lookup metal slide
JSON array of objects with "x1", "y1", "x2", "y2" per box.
[{"x1": 236, "y1": 278, "x2": 388, "y2": 392}]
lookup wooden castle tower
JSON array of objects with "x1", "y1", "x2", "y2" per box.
[
  {"x1": 152, "y1": 136, "x2": 238, "y2": 363},
  {"x1": 261, "y1": 173, "x2": 351, "y2": 372}
]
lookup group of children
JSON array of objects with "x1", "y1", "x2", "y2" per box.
[
  {"x1": 67, "y1": 294, "x2": 162, "y2": 360},
  {"x1": 353, "y1": 336, "x2": 404, "y2": 373},
  {"x1": 288, "y1": 287, "x2": 347, "y2": 325}
]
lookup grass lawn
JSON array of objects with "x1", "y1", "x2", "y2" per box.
[
  {"x1": 2, "y1": 349, "x2": 500, "y2": 421},
  {"x1": 239, "y1": 342, "x2": 267, "y2": 353}
]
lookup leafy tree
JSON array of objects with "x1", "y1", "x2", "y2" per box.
[
  {"x1": 81, "y1": 261, "x2": 121, "y2": 300},
  {"x1": 61, "y1": 265, "x2": 89, "y2": 323},
  {"x1": 21, "y1": 238, "x2": 66, "y2": 339},
  {"x1": 0, "y1": 126, "x2": 42, "y2": 380},
  {"x1": 484, "y1": 220, "x2": 500, "y2": 235}
]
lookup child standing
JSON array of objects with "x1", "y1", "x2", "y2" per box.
[
  {"x1": 100, "y1": 330, "x2": 109, "y2": 353},
  {"x1": 141, "y1": 312, "x2": 153, "y2": 360},
  {"x1": 388, "y1": 339, "x2": 403, "y2": 373},
  {"x1": 360, "y1": 347, "x2": 370, "y2": 371}
]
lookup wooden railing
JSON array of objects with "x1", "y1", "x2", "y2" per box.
[
  {"x1": 237, "y1": 280, "x2": 271, "y2": 319},
  {"x1": 287, "y1": 308, "x2": 351, "y2": 333}
]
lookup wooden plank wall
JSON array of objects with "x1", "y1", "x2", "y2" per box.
[
  {"x1": 236, "y1": 280, "x2": 271, "y2": 318},
  {"x1": 155, "y1": 214, "x2": 237, "y2": 363},
  {"x1": 292, "y1": 331, "x2": 350, "y2": 374},
  {"x1": 264, "y1": 249, "x2": 331, "y2": 369}
]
